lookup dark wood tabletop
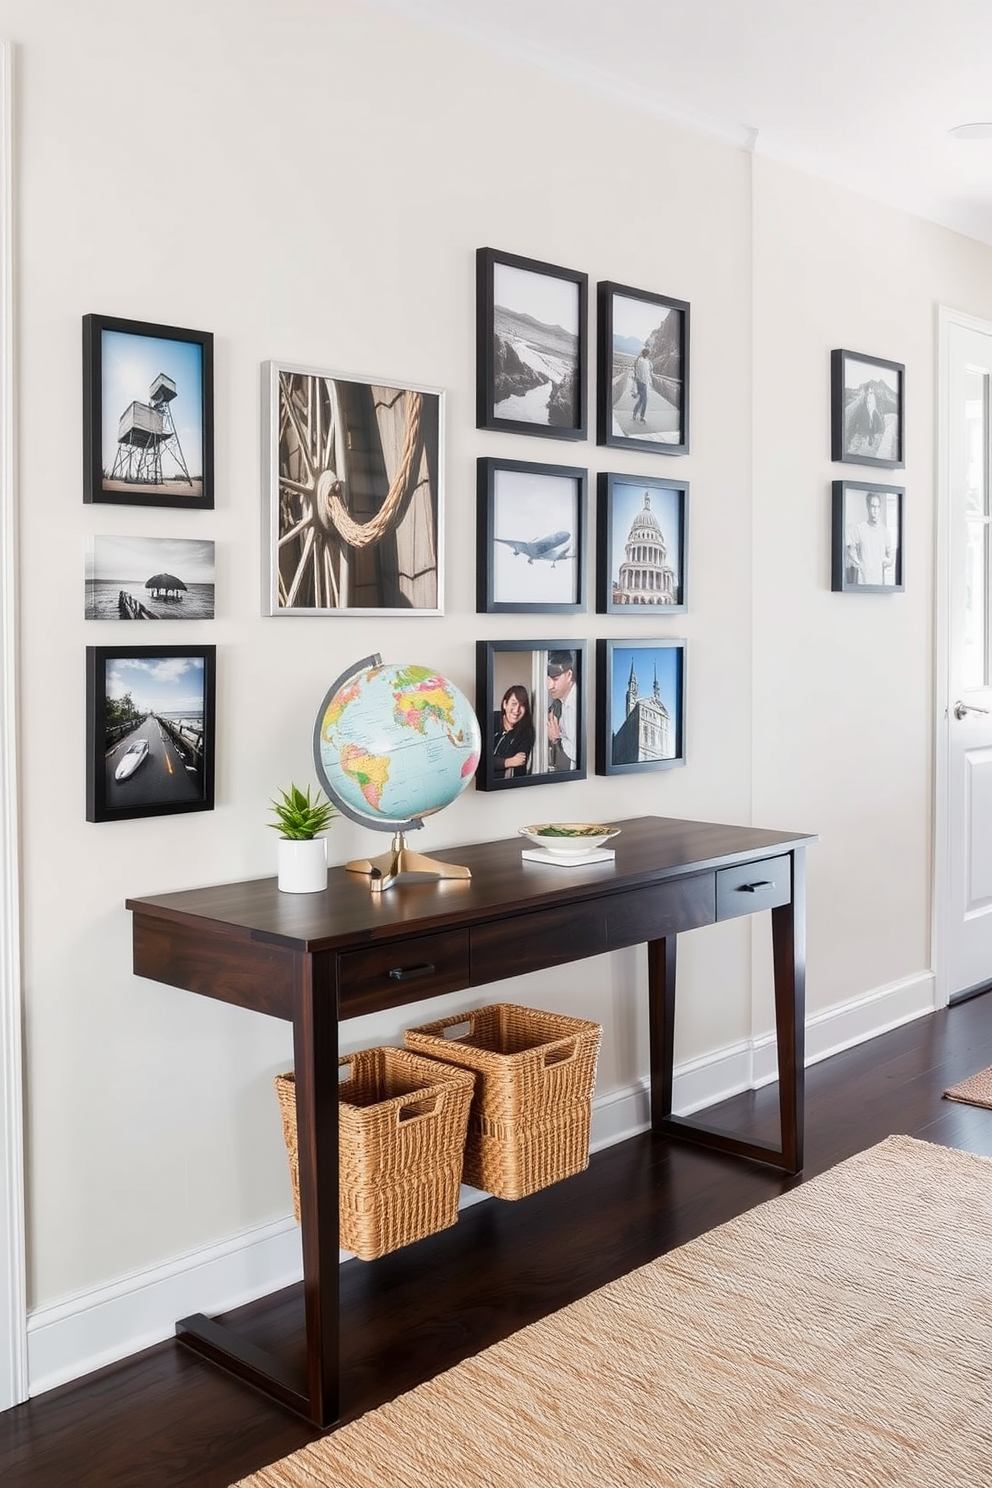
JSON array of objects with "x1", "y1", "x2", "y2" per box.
[{"x1": 125, "y1": 814, "x2": 816, "y2": 954}]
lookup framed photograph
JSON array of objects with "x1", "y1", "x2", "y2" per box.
[
  {"x1": 476, "y1": 247, "x2": 588, "y2": 440},
  {"x1": 85, "y1": 535, "x2": 215, "y2": 620},
  {"x1": 831, "y1": 349, "x2": 905, "y2": 468},
  {"x1": 831, "y1": 480, "x2": 905, "y2": 593},
  {"x1": 82, "y1": 315, "x2": 213, "y2": 508},
  {"x1": 475, "y1": 639, "x2": 587, "y2": 791},
  {"x1": 596, "y1": 638, "x2": 685, "y2": 776},
  {"x1": 477, "y1": 457, "x2": 587, "y2": 614},
  {"x1": 597, "y1": 281, "x2": 689, "y2": 454},
  {"x1": 85, "y1": 644, "x2": 216, "y2": 822},
  {"x1": 596, "y1": 472, "x2": 687, "y2": 614},
  {"x1": 263, "y1": 362, "x2": 443, "y2": 616}
]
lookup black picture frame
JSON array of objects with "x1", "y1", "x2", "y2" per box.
[
  {"x1": 263, "y1": 361, "x2": 444, "y2": 616},
  {"x1": 477, "y1": 457, "x2": 587, "y2": 614},
  {"x1": 475, "y1": 639, "x2": 587, "y2": 791},
  {"x1": 597, "y1": 281, "x2": 689, "y2": 455},
  {"x1": 476, "y1": 247, "x2": 588, "y2": 440},
  {"x1": 596, "y1": 472, "x2": 687, "y2": 614},
  {"x1": 831, "y1": 348, "x2": 905, "y2": 468},
  {"x1": 596, "y1": 638, "x2": 685, "y2": 777},
  {"x1": 82, "y1": 314, "x2": 214, "y2": 508},
  {"x1": 85, "y1": 644, "x2": 216, "y2": 822},
  {"x1": 831, "y1": 481, "x2": 905, "y2": 593}
]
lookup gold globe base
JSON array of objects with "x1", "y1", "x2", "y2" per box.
[{"x1": 346, "y1": 831, "x2": 472, "y2": 894}]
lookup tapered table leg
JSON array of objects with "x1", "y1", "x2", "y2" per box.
[{"x1": 647, "y1": 849, "x2": 806, "y2": 1174}]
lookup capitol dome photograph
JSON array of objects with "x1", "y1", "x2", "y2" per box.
[{"x1": 597, "y1": 472, "x2": 686, "y2": 614}]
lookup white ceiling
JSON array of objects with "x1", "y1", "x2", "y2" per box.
[{"x1": 362, "y1": 0, "x2": 992, "y2": 246}]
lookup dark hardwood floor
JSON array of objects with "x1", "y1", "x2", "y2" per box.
[{"x1": 3, "y1": 993, "x2": 991, "y2": 1488}]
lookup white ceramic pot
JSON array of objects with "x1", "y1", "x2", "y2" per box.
[{"x1": 277, "y1": 837, "x2": 328, "y2": 893}]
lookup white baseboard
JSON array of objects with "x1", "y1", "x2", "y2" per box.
[
  {"x1": 25, "y1": 970, "x2": 935, "y2": 1398},
  {"x1": 26, "y1": 1217, "x2": 304, "y2": 1398},
  {"x1": 752, "y1": 970, "x2": 937, "y2": 1088}
]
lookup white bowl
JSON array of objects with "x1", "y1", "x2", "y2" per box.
[{"x1": 518, "y1": 823, "x2": 621, "y2": 856}]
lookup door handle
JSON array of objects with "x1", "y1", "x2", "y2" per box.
[{"x1": 953, "y1": 700, "x2": 991, "y2": 720}]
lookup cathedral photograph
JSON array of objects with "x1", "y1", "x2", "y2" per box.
[{"x1": 596, "y1": 638, "x2": 685, "y2": 776}]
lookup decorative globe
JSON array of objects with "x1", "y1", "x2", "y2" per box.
[{"x1": 312, "y1": 656, "x2": 481, "y2": 832}]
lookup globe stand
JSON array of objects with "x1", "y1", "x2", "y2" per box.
[{"x1": 346, "y1": 831, "x2": 472, "y2": 894}]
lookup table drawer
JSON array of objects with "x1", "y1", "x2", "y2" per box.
[
  {"x1": 471, "y1": 903, "x2": 607, "y2": 985},
  {"x1": 605, "y1": 873, "x2": 715, "y2": 949},
  {"x1": 716, "y1": 855, "x2": 791, "y2": 921},
  {"x1": 337, "y1": 930, "x2": 471, "y2": 1017}
]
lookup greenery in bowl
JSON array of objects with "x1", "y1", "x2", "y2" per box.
[
  {"x1": 268, "y1": 783, "x2": 338, "y2": 840},
  {"x1": 533, "y1": 824, "x2": 608, "y2": 837},
  {"x1": 518, "y1": 823, "x2": 621, "y2": 855}
]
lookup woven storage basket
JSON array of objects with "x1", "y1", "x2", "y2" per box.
[
  {"x1": 274, "y1": 1045, "x2": 475, "y2": 1260},
  {"x1": 403, "y1": 1003, "x2": 602, "y2": 1201}
]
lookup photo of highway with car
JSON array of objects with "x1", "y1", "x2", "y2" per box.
[
  {"x1": 86, "y1": 647, "x2": 214, "y2": 822},
  {"x1": 106, "y1": 709, "x2": 204, "y2": 810}
]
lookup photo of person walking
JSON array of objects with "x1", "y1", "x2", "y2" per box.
[{"x1": 598, "y1": 281, "x2": 689, "y2": 454}]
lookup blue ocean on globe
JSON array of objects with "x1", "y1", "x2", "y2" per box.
[{"x1": 314, "y1": 661, "x2": 481, "y2": 829}]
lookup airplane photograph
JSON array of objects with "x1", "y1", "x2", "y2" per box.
[
  {"x1": 481, "y1": 457, "x2": 586, "y2": 613},
  {"x1": 494, "y1": 529, "x2": 573, "y2": 566}
]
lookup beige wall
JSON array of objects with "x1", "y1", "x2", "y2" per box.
[
  {"x1": 3, "y1": 0, "x2": 990, "y2": 1341},
  {"x1": 751, "y1": 157, "x2": 992, "y2": 1028}
]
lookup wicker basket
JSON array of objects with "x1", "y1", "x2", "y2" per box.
[
  {"x1": 403, "y1": 1003, "x2": 602, "y2": 1201},
  {"x1": 274, "y1": 1045, "x2": 475, "y2": 1260}
]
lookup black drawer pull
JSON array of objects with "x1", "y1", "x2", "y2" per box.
[
  {"x1": 737, "y1": 880, "x2": 773, "y2": 893},
  {"x1": 388, "y1": 962, "x2": 436, "y2": 981}
]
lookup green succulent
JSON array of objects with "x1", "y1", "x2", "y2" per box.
[{"x1": 268, "y1": 783, "x2": 337, "y2": 840}]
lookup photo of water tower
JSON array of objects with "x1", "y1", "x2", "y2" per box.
[{"x1": 83, "y1": 315, "x2": 213, "y2": 508}]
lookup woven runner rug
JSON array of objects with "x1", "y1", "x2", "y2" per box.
[
  {"x1": 234, "y1": 1136, "x2": 992, "y2": 1488},
  {"x1": 944, "y1": 1064, "x2": 992, "y2": 1110}
]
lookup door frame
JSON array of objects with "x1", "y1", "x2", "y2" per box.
[
  {"x1": 934, "y1": 304, "x2": 992, "y2": 1009},
  {"x1": 0, "y1": 36, "x2": 27, "y2": 1412}
]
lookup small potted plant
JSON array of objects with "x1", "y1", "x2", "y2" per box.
[{"x1": 268, "y1": 782, "x2": 337, "y2": 893}]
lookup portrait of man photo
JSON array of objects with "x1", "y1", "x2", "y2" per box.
[
  {"x1": 846, "y1": 489, "x2": 896, "y2": 587},
  {"x1": 546, "y1": 649, "x2": 578, "y2": 771}
]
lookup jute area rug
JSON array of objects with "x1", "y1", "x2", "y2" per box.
[
  {"x1": 234, "y1": 1136, "x2": 992, "y2": 1488},
  {"x1": 944, "y1": 1064, "x2": 992, "y2": 1110}
]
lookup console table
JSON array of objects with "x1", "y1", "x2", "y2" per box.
[{"x1": 126, "y1": 813, "x2": 815, "y2": 1427}]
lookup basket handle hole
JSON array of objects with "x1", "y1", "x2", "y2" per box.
[
  {"x1": 338, "y1": 1061, "x2": 352, "y2": 1083},
  {"x1": 544, "y1": 1039, "x2": 577, "y2": 1066},
  {"x1": 398, "y1": 1096, "x2": 439, "y2": 1122},
  {"x1": 441, "y1": 1020, "x2": 473, "y2": 1041}
]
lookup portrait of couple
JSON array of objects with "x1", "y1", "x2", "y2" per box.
[{"x1": 478, "y1": 643, "x2": 586, "y2": 790}]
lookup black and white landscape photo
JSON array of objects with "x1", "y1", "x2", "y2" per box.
[
  {"x1": 85, "y1": 534, "x2": 215, "y2": 620},
  {"x1": 477, "y1": 249, "x2": 587, "y2": 438}
]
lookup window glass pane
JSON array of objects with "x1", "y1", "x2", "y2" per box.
[
  {"x1": 962, "y1": 370, "x2": 990, "y2": 689},
  {"x1": 965, "y1": 371, "x2": 988, "y2": 516}
]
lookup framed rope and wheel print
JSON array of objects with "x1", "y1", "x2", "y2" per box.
[{"x1": 263, "y1": 362, "x2": 444, "y2": 615}]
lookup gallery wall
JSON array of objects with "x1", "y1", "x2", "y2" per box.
[{"x1": 4, "y1": 0, "x2": 992, "y2": 1391}]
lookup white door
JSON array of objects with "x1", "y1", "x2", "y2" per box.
[{"x1": 937, "y1": 309, "x2": 992, "y2": 1003}]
